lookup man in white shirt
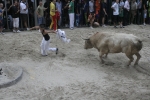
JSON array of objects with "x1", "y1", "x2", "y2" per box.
[
  {"x1": 89, "y1": 0, "x2": 94, "y2": 13},
  {"x1": 124, "y1": 0, "x2": 130, "y2": 26},
  {"x1": 111, "y1": 0, "x2": 119, "y2": 28},
  {"x1": 20, "y1": 0, "x2": 29, "y2": 30}
]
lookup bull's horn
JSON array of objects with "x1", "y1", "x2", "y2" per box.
[{"x1": 80, "y1": 36, "x2": 89, "y2": 40}]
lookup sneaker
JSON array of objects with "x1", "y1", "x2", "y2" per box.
[
  {"x1": 27, "y1": 28, "x2": 30, "y2": 31},
  {"x1": 56, "y1": 48, "x2": 58, "y2": 54},
  {"x1": 70, "y1": 28, "x2": 73, "y2": 30},
  {"x1": 102, "y1": 24, "x2": 106, "y2": 27},
  {"x1": 114, "y1": 26, "x2": 117, "y2": 28},
  {"x1": 90, "y1": 26, "x2": 94, "y2": 29},
  {"x1": 17, "y1": 30, "x2": 21, "y2": 33},
  {"x1": 13, "y1": 30, "x2": 16, "y2": 33},
  {"x1": 144, "y1": 23, "x2": 146, "y2": 26},
  {"x1": 39, "y1": 29, "x2": 41, "y2": 33},
  {"x1": 1, "y1": 32, "x2": 5, "y2": 35}
]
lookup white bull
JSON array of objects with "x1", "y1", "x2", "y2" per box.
[{"x1": 83, "y1": 32, "x2": 143, "y2": 66}]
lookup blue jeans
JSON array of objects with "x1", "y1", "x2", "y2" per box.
[
  {"x1": 8, "y1": 15, "x2": 13, "y2": 29},
  {"x1": 38, "y1": 17, "x2": 45, "y2": 25}
]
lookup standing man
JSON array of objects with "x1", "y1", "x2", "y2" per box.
[
  {"x1": 6, "y1": 0, "x2": 13, "y2": 29},
  {"x1": 56, "y1": 0, "x2": 62, "y2": 28},
  {"x1": 12, "y1": 0, "x2": 20, "y2": 33},
  {"x1": 124, "y1": 0, "x2": 130, "y2": 26},
  {"x1": 50, "y1": 0, "x2": 57, "y2": 31},
  {"x1": 44, "y1": 0, "x2": 50, "y2": 28},
  {"x1": 20, "y1": 0, "x2": 29, "y2": 30},
  {"x1": 36, "y1": 1, "x2": 47, "y2": 26},
  {"x1": 68, "y1": 0, "x2": 75, "y2": 30},
  {"x1": 62, "y1": 0, "x2": 69, "y2": 27},
  {"x1": 111, "y1": 0, "x2": 119, "y2": 28},
  {"x1": 131, "y1": 0, "x2": 137, "y2": 24},
  {"x1": 101, "y1": 0, "x2": 107, "y2": 27}
]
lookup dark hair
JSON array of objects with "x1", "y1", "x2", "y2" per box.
[{"x1": 39, "y1": 24, "x2": 45, "y2": 28}]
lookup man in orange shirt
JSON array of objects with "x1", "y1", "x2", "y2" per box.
[
  {"x1": 50, "y1": 0, "x2": 57, "y2": 31},
  {"x1": 95, "y1": 0, "x2": 101, "y2": 22}
]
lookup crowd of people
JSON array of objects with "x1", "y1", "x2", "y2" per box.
[{"x1": 0, "y1": 0, "x2": 149, "y2": 34}]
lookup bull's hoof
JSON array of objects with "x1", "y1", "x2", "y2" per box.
[{"x1": 134, "y1": 63, "x2": 138, "y2": 66}]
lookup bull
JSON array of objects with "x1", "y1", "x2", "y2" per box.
[{"x1": 82, "y1": 32, "x2": 143, "y2": 66}]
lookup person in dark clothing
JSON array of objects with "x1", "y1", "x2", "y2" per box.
[
  {"x1": 7, "y1": 0, "x2": 13, "y2": 29},
  {"x1": 62, "y1": 0, "x2": 69, "y2": 27},
  {"x1": 82, "y1": 0, "x2": 88, "y2": 26},
  {"x1": 11, "y1": 0, "x2": 20, "y2": 33},
  {"x1": 28, "y1": 0, "x2": 34, "y2": 27},
  {"x1": 101, "y1": 0, "x2": 108, "y2": 27},
  {"x1": 44, "y1": 0, "x2": 51, "y2": 28}
]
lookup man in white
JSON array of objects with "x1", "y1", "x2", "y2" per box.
[
  {"x1": 68, "y1": 0, "x2": 75, "y2": 30},
  {"x1": 56, "y1": 0, "x2": 62, "y2": 27},
  {"x1": 20, "y1": 0, "x2": 29, "y2": 30},
  {"x1": 89, "y1": 0, "x2": 94, "y2": 13},
  {"x1": 111, "y1": 0, "x2": 119, "y2": 28}
]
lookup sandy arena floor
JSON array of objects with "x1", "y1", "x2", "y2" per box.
[{"x1": 0, "y1": 25, "x2": 150, "y2": 100}]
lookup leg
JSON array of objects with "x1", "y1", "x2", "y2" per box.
[
  {"x1": 41, "y1": 38, "x2": 45, "y2": 55},
  {"x1": 134, "y1": 53, "x2": 141, "y2": 65},
  {"x1": 50, "y1": 16, "x2": 53, "y2": 29},
  {"x1": 125, "y1": 53, "x2": 134, "y2": 66},
  {"x1": 69, "y1": 14, "x2": 71, "y2": 28},
  {"x1": 99, "y1": 52, "x2": 105, "y2": 64}
]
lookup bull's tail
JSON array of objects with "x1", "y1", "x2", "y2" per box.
[{"x1": 136, "y1": 40, "x2": 143, "y2": 51}]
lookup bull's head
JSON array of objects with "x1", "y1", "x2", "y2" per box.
[{"x1": 81, "y1": 36, "x2": 93, "y2": 49}]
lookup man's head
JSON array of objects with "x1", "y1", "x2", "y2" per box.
[
  {"x1": 52, "y1": 0, "x2": 56, "y2": 3},
  {"x1": 39, "y1": 1, "x2": 42, "y2": 6},
  {"x1": 39, "y1": 24, "x2": 45, "y2": 31},
  {"x1": 116, "y1": 0, "x2": 119, "y2": 3},
  {"x1": 0, "y1": 3, "x2": 3, "y2": 8},
  {"x1": 22, "y1": 0, "x2": 26, "y2": 2},
  {"x1": 14, "y1": 0, "x2": 18, "y2": 6}
]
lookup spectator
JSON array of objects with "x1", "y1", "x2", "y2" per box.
[
  {"x1": 76, "y1": 0, "x2": 82, "y2": 27},
  {"x1": 89, "y1": 0, "x2": 94, "y2": 13},
  {"x1": 36, "y1": 1, "x2": 47, "y2": 26},
  {"x1": 56, "y1": 0, "x2": 62, "y2": 27},
  {"x1": 20, "y1": 0, "x2": 29, "y2": 30},
  {"x1": 124, "y1": 0, "x2": 130, "y2": 26},
  {"x1": 111, "y1": 0, "x2": 119, "y2": 28},
  {"x1": 6, "y1": 0, "x2": 13, "y2": 29},
  {"x1": 95, "y1": 0, "x2": 101, "y2": 23},
  {"x1": 88, "y1": 13, "x2": 95, "y2": 29},
  {"x1": 44, "y1": 0, "x2": 50, "y2": 28},
  {"x1": 143, "y1": 0, "x2": 147, "y2": 25},
  {"x1": 0, "y1": 3, "x2": 4, "y2": 34},
  {"x1": 28, "y1": 0, "x2": 34, "y2": 27},
  {"x1": 101, "y1": 0, "x2": 107, "y2": 27},
  {"x1": 11, "y1": 0, "x2": 20, "y2": 33},
  {"x1": 50, "y1": 0, "x2": 57, "y2": 31},
  {"x1": 137, "y1": 0, "x2": 143, "y2": 25},
  {"x1": 119, "y1": 0, "x2": 124, "y2": 28},
  {"x1": 68, "y1": 0, "x2": 75, "y2": 30},
  {"x1": 131, "y1": 0, "x2": 137, "y2": 24},
  {"x1": 82, "y1": 0, "x2": 88, "y2": 26},
  {"x1": 147, "y1": 0, "x2": 150, "y2": 24},
  {"x1": 62, "y1": 0, "x2": 69, "y2": 27}
]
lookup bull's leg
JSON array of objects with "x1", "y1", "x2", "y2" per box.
[
  {"x1": 134, "y1": 52, "x2": 141, "y2": 65},
  {"x1": 99, "y1": 52, "x2": 105, "y2": 64},
  {"x1": 125, "y1": 53, "x2": 134, "y2": 66},
  {"x1": 105, "y1": 53, "x2": 108, "y2": 58}
]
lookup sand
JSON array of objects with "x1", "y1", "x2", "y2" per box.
[{"x1": 0, "y1": 25, "x2": 150, "y2": 100}]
